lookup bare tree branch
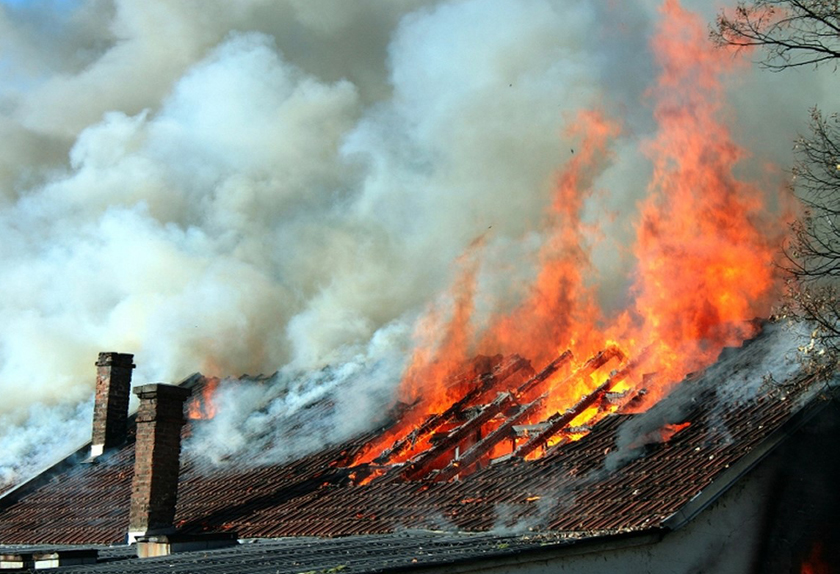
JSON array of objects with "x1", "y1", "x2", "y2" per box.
[
  {"x1": 712, "y1": 0, "x2": 840, "y2": 70},
  {"x1": 714, "y1": 1, "x2": 840, "y2": 372}
]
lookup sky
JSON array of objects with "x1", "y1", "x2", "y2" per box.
[{"x1": 0, "y1": 0, "x2": 838, "y2": 480}]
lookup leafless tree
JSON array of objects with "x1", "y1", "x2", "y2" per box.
[
  {"x1": 713, "y1": 1, "x2": 840, "y2": 371},
  {"x1": 785, "y1": 110, "x2": 840, "y2": 369},
  {"x1": 712, "y1": 0, "x2": 840, "y2": 70}
]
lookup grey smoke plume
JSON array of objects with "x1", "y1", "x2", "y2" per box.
[
  {"x1": 0, "y1": 0, "x2": 614, "y2": 411},
  {"x1": 0, "y1": 0, "x2": 837, "y2": 481},
  {"x1": 490, "y1": 494, "x2": 562, "y2": 535}
]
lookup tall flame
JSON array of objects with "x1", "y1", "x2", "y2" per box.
[
  {"x1": 353, "y1": 0, "x2": 788, "y2": 467},
  {"x1": 400, "y1": 237, "x2": 485, "y2": 412},
  {"x1": 626, "y1": 0, "x2": 783, "y2": 401}
]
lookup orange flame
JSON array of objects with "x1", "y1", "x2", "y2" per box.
[
  {"x1": 623, "y1": 0, "x2": 783, "y2": 403},
  {"x1": 399, "y1": 237, "x2": 485, "y2": 409},
  {"x1": 187, "y1": 377, "x2": 219, "y2": 420},
  {"x1": 479, "y1": 109, "x2": 619, "y2": 370},
  {"x1": 351, "y1": 1, "x2": 788, "y2": 473},
  {"x1": 659, "y1": 422, "x2": 691, "y2": 443}
]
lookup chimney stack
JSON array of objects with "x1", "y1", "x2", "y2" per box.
[
  {"x1": 128, "y1": 383, "x2": 191, "y2": 543},
  {"x1": 90, "y1": 352, "x2": 135, "y2": 458}
]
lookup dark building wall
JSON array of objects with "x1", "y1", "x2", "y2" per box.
[{"x1": 758, "y1": 399, "x2": 840, "y2": 573}]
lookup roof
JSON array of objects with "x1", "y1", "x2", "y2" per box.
[
  {"x1": 0, "y1": 530, "x2": 661, "y2": 574},
  {"x1": 0, "y1": 321, "x2": 832, "y2": 546}
]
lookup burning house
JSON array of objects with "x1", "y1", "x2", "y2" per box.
[
  {"x1": 1, "y1": 0, "x2": 839, "y2": 572},
  {"x1": 0, "y1": 320, "x2": 836, "y2": 573}
]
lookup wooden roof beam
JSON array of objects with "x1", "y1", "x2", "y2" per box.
[
  {"x1": 373, "y1": 356, "x2": 530, "y2": 465},
  {"x1": 400, "y1": 392, "x2": 515, "y2": 481},
  {"x1": 514, "y1": 347, "x2": 632, "y2": 459}
]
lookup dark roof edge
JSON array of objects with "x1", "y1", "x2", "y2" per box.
[
  {"x1": 176, "y1": 373, "x2": 208, "y2": 392},
  {"x1": 662, "y1": 376, "x2": 836, "y2": 531},
  {"x1": 0, "y1": 372, "x2": 204, "y2": 511},
  {"x1": 380, "y1": 529, "x2": 664, "y2": 574}
]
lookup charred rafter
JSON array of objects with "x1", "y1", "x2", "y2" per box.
[
  {"x1": 393, "y1": 351, "x2": 572, "y2": 481},
  {"x1": 363, "y1": 346, "x2": 636, "y2": 483},
  {"x1": 373, "y1": 356, "x2": 531, "y2": 465},
  {"x1": 515, "y1": 350, "x2": 574, "y2": 399},
  {"x1": 431, "y1": 394, "x2": 546, "y2": 481},
  {"x1": 514, "y1": 350, "x2": 643, "y2": 459},
  {"x1": 400, "y1": 392, "x2": 515, "y2": 481}
]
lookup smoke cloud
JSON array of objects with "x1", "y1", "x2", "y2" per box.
[{"x1": 0, "y1": 0, "x2": 837, "y2": 480}]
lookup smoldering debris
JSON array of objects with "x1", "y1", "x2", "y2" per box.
[{"x1": 490, "y1": 494, "x2": 563, "y2": 535}]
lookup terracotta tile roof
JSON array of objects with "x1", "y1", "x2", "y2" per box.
[{"x1": 0, "y1": 321, "x2": 830, "y2": 545}]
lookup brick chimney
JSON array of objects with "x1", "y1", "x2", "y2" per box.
[
  {"x1": 128, "y1": 383, "x2": 191, "y2": 543},
  {"x1": 90, "y1": 352, "x2": 135, "y2": 458}
]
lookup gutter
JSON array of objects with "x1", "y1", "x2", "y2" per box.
[{"x1": 371, "y1": 530, "x2": 665, "y2": 574}]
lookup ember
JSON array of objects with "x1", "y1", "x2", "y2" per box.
[{"x1": 658, "y1": 422, "x2": 691, "y2": 443}]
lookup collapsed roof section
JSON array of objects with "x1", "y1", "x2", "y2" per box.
[{"x1": 348, "y1": 345, "x2": 635, "y2": 485}]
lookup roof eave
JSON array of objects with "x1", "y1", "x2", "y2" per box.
[{"x1": 372, "y1": 529, "x2": 666, "y2": 574}]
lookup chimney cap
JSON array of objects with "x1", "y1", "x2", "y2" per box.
[
  {"x1": 96, "y1": 352, "x2": 135, "y2": 368},
  {"x1": 133, "y1": 383, "x2": 191, "y2": 401}
]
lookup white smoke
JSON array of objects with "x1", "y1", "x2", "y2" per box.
[
  {"x1": 184, "y1": 320, "x2": 410, "y2": 466},
  {"x1": 0, "y1": 0, "x2": 837, "y2": 481},
  {"x1": 0, "y1": 398, "x2": 92, "y2": 492},
  {"x1": 490, "y1": 495, "x2": 562, "y2": 535}
]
